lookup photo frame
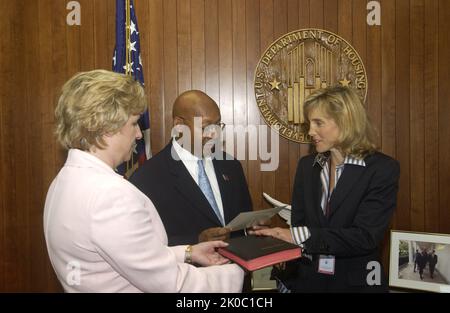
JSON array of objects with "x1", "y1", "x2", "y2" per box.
[
  {"x1": 251, "y1": 266, "x2": 277, "y2": 291},
  {"x1": 389, "y1": 230, "x2": 450, "y2": 293}
]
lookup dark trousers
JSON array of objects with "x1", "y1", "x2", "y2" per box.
[{"x1": 430, "y1": 266, "x2": 436, "y2": 278}]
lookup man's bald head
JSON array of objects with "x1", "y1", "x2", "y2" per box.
[
  {"x1": 172, "y1": 90, "x2": 220, "y2": 120},
  {"x1": 172, "y1": 90, "x2": 222, "y2": 157}
]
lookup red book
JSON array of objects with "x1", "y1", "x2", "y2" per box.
[{"x1": 218, "y1": 235, "x2": 301, "y2": 271}]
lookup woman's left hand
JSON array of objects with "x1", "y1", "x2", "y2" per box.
[
  {"x1": 248, "y1": 227, "x2": 294, "y2": 244},
  {"x1": 191, "y1": 241, "x2": 231, "y2": 266}
]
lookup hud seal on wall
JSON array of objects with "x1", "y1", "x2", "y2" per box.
[{"x1": 254, "y1": 28, "x2": 368, "y2": 143}]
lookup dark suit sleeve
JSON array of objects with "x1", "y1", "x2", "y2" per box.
[
  {"x1": 304, "y1": 158, "x2": 400, "y2": 257},
  {"x1": 228, "y1": 160, "x2": 252, "y2": 241},
  {"x1": 236, "y1": 161, "x2": 252, "y2": 212},
  {"x1": 128, "y1": 167, "x2": 146, "y2": 192},
  {"x1": 167, "y1": 234, "x2": 199, "y2": 246}
]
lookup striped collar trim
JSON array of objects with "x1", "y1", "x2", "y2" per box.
[{"x1": 313, "y1": 153, "x2": 366, "y2": 168}]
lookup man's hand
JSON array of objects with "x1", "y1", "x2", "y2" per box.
[
  {"x1": 198, "y1": 227, "x2": 231, "y2": 242},
  {"x1": 247, "y1": 218, "x2": 271, "y2": 232},
  {"x1": 191, "y1": 241, "x2": 231, "y2": 266}
]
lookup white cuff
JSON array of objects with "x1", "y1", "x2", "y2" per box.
[{"x1": 290, "y1": 226, "x2": 311, "y2": 247}]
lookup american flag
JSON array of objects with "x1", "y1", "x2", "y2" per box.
[{"x1": 113, "y1": 0, "x2": 151, "y2": 177}]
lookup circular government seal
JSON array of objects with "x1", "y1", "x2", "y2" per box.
[{"x1": 254, "y1": 28, "x2": 367, "y2": 143}]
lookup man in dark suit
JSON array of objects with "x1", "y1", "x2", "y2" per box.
[
  {"x1": 414, "y1": 249, "x2": 420, "y2": 272},
  {"x1": 429, "y1": 250, "x2": 438, "y2": 279},
  {"x1": 418, "y1": 250, "x2": 428, "y2": 280},
  {"x1": 130, "y1": 90, "x2": 252, "y2": 245}
]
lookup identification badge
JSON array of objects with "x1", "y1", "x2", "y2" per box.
[{"x1": 318, "y1": 255, "x2": 335, "y2": 275}]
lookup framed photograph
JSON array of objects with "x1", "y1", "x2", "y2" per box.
[
  {"x1": 389, "y1": 230, "x2": 450, "y2": 293},
  {"x1": 251, "y1": 266, "x2": 277, "y2": 291}
]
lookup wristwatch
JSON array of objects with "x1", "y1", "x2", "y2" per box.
[{"x1": 184, "y1": 245, "x2": 193, "y2": 264}]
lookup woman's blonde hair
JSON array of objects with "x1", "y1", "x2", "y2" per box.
[
  {"x1": 55, "y1": 69, "x2": 147, "y2": 151},
  {"x1": 303, "y1": 85, "x2": 377, "y2": 158}
]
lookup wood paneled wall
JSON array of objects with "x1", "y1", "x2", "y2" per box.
[{"x1": 0, "y1": 0, "x2": 449, "y2": 292}]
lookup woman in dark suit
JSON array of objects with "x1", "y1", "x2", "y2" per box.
[{"x1": 251, "y1": 86, "x2": 400, "y2": 292}]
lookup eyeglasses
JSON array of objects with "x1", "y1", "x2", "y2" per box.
[
  {"x1": 216, "y1": 122, "x2": 226, "y2": 130},
  {"x1": 178, "y1": 117, "x2": 226, "y2": 131},
  {"x1": 200, "y1": 123, "x2": 226, "y2": 137}
]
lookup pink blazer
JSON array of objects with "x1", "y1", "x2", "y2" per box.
[{"x1": 44, "y1": 149, "x2": 244, "y2": 292}]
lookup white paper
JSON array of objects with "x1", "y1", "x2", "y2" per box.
[
  {"x1": 225, "y1": 206, "x2": 286, "y2": 231},
  {"x1": 263, "y1": 192, "x2": 292, "y2": 225}
]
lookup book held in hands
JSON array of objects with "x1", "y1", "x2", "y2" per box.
[{"x1": 218, "y1": 235, "x2": 301, "y2": 271}]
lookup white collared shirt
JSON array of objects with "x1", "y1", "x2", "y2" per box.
[
  {"x1": 172, "y1": 139, "x2": 225, "y2": 223},
  {"x1": 314, "y1": 153, "x2": 366, "y2": 215}
]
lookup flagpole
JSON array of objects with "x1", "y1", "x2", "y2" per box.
[
  {"x1": 114, "y1": 0, "x2": 150, "y2": 177},
  {"x1": 125, "y1": 0, "x2": 131, "y2": 75},
  {"x1": 125, "y1": 0, "x2": 133, "y2": 174}
]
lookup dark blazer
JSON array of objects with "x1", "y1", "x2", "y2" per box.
[
  {"x1": 429, "y1": 255, "x2": 438, "y2": 268},
  {"x1": 284, "y1": 152, "x2": 400, "y2": 292},
  {"x1": 129, "y1": 142, "x2": 252, "y2": 245}
]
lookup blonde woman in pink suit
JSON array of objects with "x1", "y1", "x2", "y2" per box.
[{"x1": 43, "y1": 70, "x2": 244, "y2": 293}]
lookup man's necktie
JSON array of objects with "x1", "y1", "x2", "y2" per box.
[{"x1": 197, "y1": 160, "x2": 224, "y2": 226}]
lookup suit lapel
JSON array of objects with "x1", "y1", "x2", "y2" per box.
[
  {"x1": 328, "y1": 164, "x2": 366, "y2": 218},
  {"x1": 212, "y1": 159, "x2": 232, "y2": 224},
  {"x1": 311, "y1": 162, "x2": 327, "y2": 226},
  {"x1": 165, "y1": 144, "x2": 222, "y2": 226}
]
